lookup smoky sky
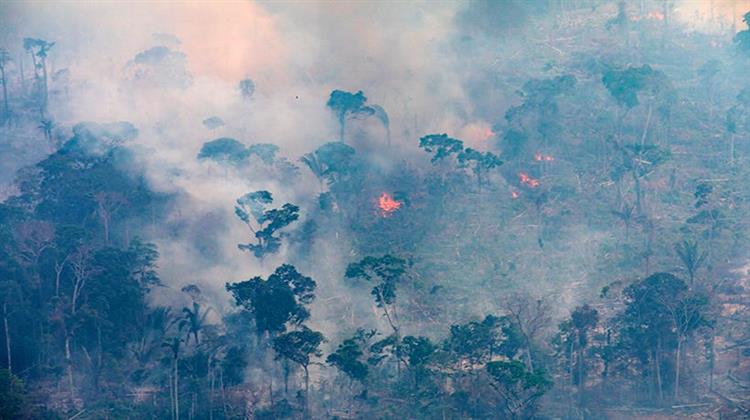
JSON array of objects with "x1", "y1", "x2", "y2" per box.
[{"x1": 1, "y1": 0, "x2": 748, "y2": 331}]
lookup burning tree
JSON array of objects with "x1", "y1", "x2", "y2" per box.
[{"x1": 234, "y1": 190, "x2": 300, "y2": 258}]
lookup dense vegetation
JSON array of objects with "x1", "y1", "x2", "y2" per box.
[{"x1": 1, "y1": 1, "x2": 750, "y2": 419}]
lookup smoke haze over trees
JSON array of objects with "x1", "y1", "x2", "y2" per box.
[{"x1": 1, "y1": 0, "x2": 750, "y2": 418}]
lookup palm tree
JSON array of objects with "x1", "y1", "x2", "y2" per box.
[
  {"x1": 163, "y1": 337, "x2": 183, "y2": 420},
  {"x1": 300, "y1": 152, "x2": 325, "y2": 191},
  {"x1": 38, "y1": 119, "x2": 53, "y2": 144},
  {"x1": 675, "y1": 240, "x2": 707, "y2": 285},
  {"x1": 179, "y1": 302, "x2": 210, "y2": 346}
]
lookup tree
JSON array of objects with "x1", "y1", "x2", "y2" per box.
[
  {"x1": 369, "y1": 104, "x2": 390, "y2": 146},
  {"x1": 239, "y1": 78, "x2": 255, "y2": 99},
  {"x1": 0, "y1": 49, "x2": 9, "y2": 123},
  {"x1": 0, "y1": 369, "x2": 28, "y2": 419},
  {"x1": 503, "y1": 295, "x2": 552, "y2": 371},
  {"x1": 345, "y1": 255, "x2": 408, "y2": 335},
  {"x1": 202, "y1": 116, "x2": 225, "y2": 130},
  {"x1": 234, "y1": 191, "x2": 300, "y2": 258},
  {"x1": 197, "y1": 137, "x2": 250, "y2": 165},
  {"x1": 418, "y1": 134, "x2": 464, "y2": 163},
  {"x1": 326, "y1": 328, "x2": 377, "y2": 416},
  {"x1": 603, "y1": 65, "x2": 675, "y2": 146},
  {"x1": 616, "y1": 272, "x2": 709, "y2": 401},
  {"x1": 457, "y1": 148, "x2": 503, "y2": 188},
  {"x1": 38, "y1": 118, "x2": 54, "y2": 145},
  {"x1": 555, "y1": 305, "x2": 599, "y2": 406},
  {"x1": 614, "y1": 143, "x2": 670, "y2": 215},
  {"x1": 326, "y1": 90, "x2": 375, "y2": 142},
  {"x1": 247, "y1": 143, "x2": 280, "y2": 165},
  {"x1": 674, "y1": 240, "x2": 707, "y2": 285},
  {"x1": 300, "y1": 142, "x2": 356, "y2": 188},
  {"x1": 734, "y1": 11, "x2": 750, "y2": 56},
  {"x1": 444, "y1": 315, "x2": 522, "y2": 365},
  {"x1": 180, "y1": 302, "x2": 211, "y2": 345},
  {"x1": 504, "y1": 74, "x2": 576, "y2": 148},
  {"x1": 226, "y1": 264, "x2": 316, "y2": 336},
  {"x1": 326, "y1": 329, "x2": 376, "y2": 385},
  {"x1": 272, "y1": 326, "x2": 325, "y2": 407},
  {"x1": 486, "y1": 360, "x2": 551, "y2": 419},
  {"x1": 23, "y1": 38, "x2": 54, "y2": 116},
  {"x1": 726, "y1": 87, "x2": 750, "y2": 165}
]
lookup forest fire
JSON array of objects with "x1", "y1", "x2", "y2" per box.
[
  {"x1": 534, "y1": 153, "x2": 554, "y2": 162},
  {"x1": 378, "y1": 192, "x2": 402, "y2": 216},
  {"x1": 511, "y1": 190, "x2": 520, "y2": 199},
  {"x1": 518, "y1": 172, "x2": 540, "y2": 188}
]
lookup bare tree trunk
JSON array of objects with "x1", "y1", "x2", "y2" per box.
[
  {"x1": 304, "y1": 365, "x2": 310, "y2": 418},
  {"x1": 209, "y1": 364, "x2": 214, "y2": 420},
  {"x1": 632, "y1": 170, "x2": 643, "y2": 215},
  {"x1": 65, "y1": 333, "x2": 75, "y2": 403},
  {"x1": 40, "y1": 56, "x2": 48, "y2": 117},
  {"x1": 0, "y1": 64, "x2": 8, "y2": 120},
  {"x1": 709, "y1": 329, "x2": 715, "y2": 391},
  {"x1": 655, "y1": 345, "x2": 663, "y2": 402},
  {"x1": 339, "y1": 117, "x2": 345, "y2": 142},
  {"x1": 674, "y1": 336, "x2": 683, "y2": 401},
  {"x1": 3, "y1": 303, "x2": 11, "y2": 374},
  {"x1": 640, "y1": 101, "x2": 653, "y2": 147}
]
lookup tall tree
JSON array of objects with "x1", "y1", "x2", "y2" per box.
[
  {"x1": 0, "y1": 49, "x2": 10, "y2": 123},
  {"x1": 226, "y1": 264, "x2": 316, "y2": 337},
  {"x1": 234, "y1": 191, "x2": 300, "y2": 258},
  {"x1": 326, "y1": 90, "x2": 375, "y2": 142}
]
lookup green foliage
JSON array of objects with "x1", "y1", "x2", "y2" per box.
[
  {"x1": 197, "y1": 137, "x2": 249, "y2": 164},
  {"x1": 486, "y1": 360, "x2": 552, "y2": 418},
  {"x1": 674, "y1": 240, "x2": 707, "y2": 284},
  {"x1": 734, "y1": 11, "x2": 750, "y2": 55},
  {"x1": 0, "y1": 369, "x2": 28, "y2": 419},
  {"x1": 444, "y1": 315, "x2": 522, "y2": 364},
  {"x1": 418, "y1": 134, "x2": 464, "y2": 163},
  {"x1": 326, "y1": 90, "x2": 377, "y2": 141},
  {"x1": 326, "y1": 329, "x2": 376, "y2": 383},
  {"x1": 602, "y1": 65, "x2": 674, "y2": 109},
  {"x1": 226, "y1": 264, "x2": 316, "y2": 335},
  {"x1": 401, "y1": 336, "x2": 435, "y2": 367},
  {"x1": 345, "y1": 255, "x2": 408, "y2": 307},
  {"x1": 301, "y1": 142, "x2": 356, "y2": 186},
  {"x1": 235, "y1": 190, "x2": 300, "y2": 257},
  {"x1": 272, "y1": 326, "x2": 325, "y2": 368}
]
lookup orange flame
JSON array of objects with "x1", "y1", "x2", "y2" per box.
[
  {"x1": 519, "y1": 172, "x2": 540, "y2": 188},
  {"x1": 535, "y1": 153, "x2": 554, "y2": 162},
  {"x1": 647, "y1": 11, "x2": 665, "y2": 21},
  {"x1": 378, "y1": 192, "x2": 401, "y2": 216}
]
